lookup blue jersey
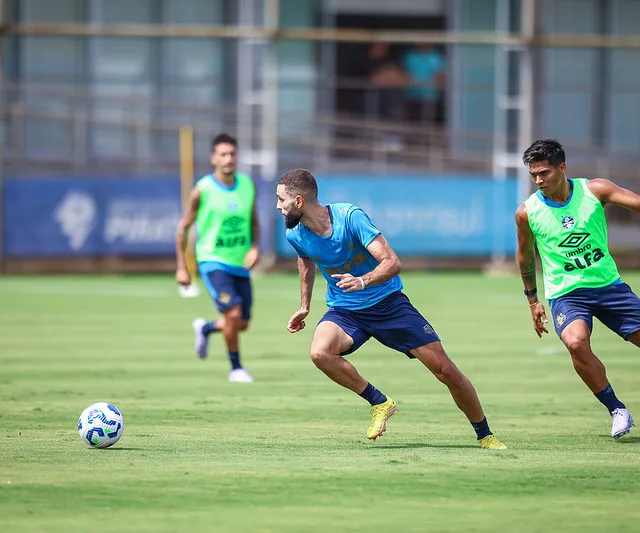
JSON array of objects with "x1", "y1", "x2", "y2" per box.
[{"x1": 285, "y1": 203, "x2": 403, "y2": 310}]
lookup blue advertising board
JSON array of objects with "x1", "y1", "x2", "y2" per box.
[
  {"x1": 275, "y1": 175, "x2": 518, "y2": 257},
  {"x1": 3, "y1": 177, "x2": 183, "y2": 257},
  {"x1": 2, "y1": 174, "x2": 518, "y2": 258}
]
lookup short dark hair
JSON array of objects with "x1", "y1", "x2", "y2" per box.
[
  {"x1": 522, "y1": 139, "x2": 565, "y2": 167},
  {"x1": 212, "y1": 133, "x2": 237, "y2": 152},
  {"x1": 278, "y1": 168, "x2": 318, "y2": 201}
]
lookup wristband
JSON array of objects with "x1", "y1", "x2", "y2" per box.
[
  {"x1": 357, "y1": 276, "x2": 366, "y2": 290},
  {"x1": 524, "y1": 288, "x2": 537, "y2": 298}
]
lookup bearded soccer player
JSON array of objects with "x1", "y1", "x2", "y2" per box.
[
  {"x1": 276, "y1": 168, "x2": 506, "y2": 448},
  {"x1": 176, "y1": 133, "x2": 259, "y2": 383},
  {"x1": 516, "y1": 138, "x2": 640, "y2": 438}
]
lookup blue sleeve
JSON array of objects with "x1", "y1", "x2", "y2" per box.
[
  {"x1": 286, "y1": 233, "x2": 307, "y2": 258},
  {"x1": 347, "y1": 208, "x2": 381, "y2": 248}
]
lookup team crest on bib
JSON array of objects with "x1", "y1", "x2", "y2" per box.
[
  {"x1": 561, "y1": 216, "x2": 575, "y2": 230},
  {"x1": 228, "y1": 202, "x2": 238, "y2": 212},
  {"x1": 555, "y1": 313, "x2": 567, "y2": 327}
]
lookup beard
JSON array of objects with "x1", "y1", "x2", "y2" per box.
[{"x1": 284, "y1": 211, "x2": 303, "y2": 229}]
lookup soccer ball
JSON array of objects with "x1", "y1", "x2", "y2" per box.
[{"x1": 78, "y1": 402, "x2": 125, "y2": 448}]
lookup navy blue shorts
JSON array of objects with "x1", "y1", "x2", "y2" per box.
[
  {"x1": 200, "y1": 269, "x2": 252, "y2": 320},
  {"x1": 318, "y1": 291, "x2": 440, "y2": 358},
  {"x1": 550, "y1": 283, "x2": 640, "y2": 340}
]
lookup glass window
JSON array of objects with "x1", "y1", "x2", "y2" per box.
[
  {"x1": 17, "y1": 0, "x2": 85, "y2": 159},
  {"x1": 277, "y1": 0, "x2": 320, "y2": 139},
  {"x1": 538, "y1": 0, "x2": 600, "y2": 144},
  {"x1": 607, "y1": 0, "x2": 640, "y2": 150}
]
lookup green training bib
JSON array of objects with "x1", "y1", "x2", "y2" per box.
[
  {"x1": 195, "y1": 173, "x2": 256, "y2": 267},
  {"x1": 524, "y1": 178, "x2": 620, "y2": 300}
]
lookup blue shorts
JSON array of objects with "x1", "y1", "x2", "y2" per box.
[
  {"x1": 550, "y1": 283, "x2": 640, "y2": 340},
  {"x1": 318, "y1": 291, "x2": 440, "y2": 358},
  {"x1": 199, "y1": 268, "x2": 252, "y2": 320}
]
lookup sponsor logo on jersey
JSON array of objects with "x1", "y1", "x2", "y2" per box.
[{"x1": 564, "y1": 248, "x2": 606, "y2": 271}]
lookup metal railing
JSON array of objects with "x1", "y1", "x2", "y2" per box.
[
  {"x1": 3, "y1": 21, "x2": 640, "y2": 48},
  {"x1": 0, "y1": 80, "x2": 482, "y2": 176},
  {"x1": 2, "y1": 80, "x2": 640, "y2": 180}
]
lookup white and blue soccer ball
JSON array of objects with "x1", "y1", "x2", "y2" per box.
[{"x1": 78, "y1": 402, "x2": 125, "y2": 448}]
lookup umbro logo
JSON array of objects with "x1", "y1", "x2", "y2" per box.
[{"x1": 558, "y1": 232, "x2": 590, "y2": 248}]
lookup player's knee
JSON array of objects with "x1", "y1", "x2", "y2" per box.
[
  {"x1": 309, "y1": 347, "x2": 333, "y2": 368},
  {"x1": 437, "y1": 360, "x2": 464, "y2": 386},
  {"x1": 564, "y1": 334, "x2": 589, "y2": 355},
  {"x1": 224, "y1": 306, "x2": 242, "y2": 330},
  {"x1": 239, "y1": 320, "x2": 249, "y2": 332}
]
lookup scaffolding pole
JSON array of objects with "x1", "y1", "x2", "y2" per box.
[
  {"x1": 236, "y1": 0, "x2": 279, "y2": 268},
  {"x1": 488, "y1": 0, "x2": 535, "y2": 271},
  {"x1": 262, "y1": 0, "x2": 279, "y2": 182},
  {"x1": 518, "y1": 0, "x2": 536, "y2": 203},
  {"x1": 236, "y1": 0, "x2": 257, "y2": 177}
]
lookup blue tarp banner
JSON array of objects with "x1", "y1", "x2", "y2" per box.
[
  {"x1": 275, "y1": 175, "x2": 518, "y2": 257},
  {"x1": 3, "y1": 178, "x2": 183, "y2": 257},
  {"x1": 2, "y1": 174, "x2": 518, "y2": 258}
]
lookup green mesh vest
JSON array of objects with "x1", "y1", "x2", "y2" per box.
[
  {"x1": 195, "y1": 173, "x2": 256, "y2": 267},
  {"x1": 524, "y1": 178, "x2": 620, "y2": 300}
]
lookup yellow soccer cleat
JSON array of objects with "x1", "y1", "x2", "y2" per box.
[
  {"x1": 478, "y1": 434, "x2": 507, "y2": 450},
  {"x1": 366, "y1": 397, "x2": 397, "y2": 440}
]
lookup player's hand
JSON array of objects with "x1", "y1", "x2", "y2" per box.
[
  {"x1": 287, "y1": 307, "x2": 310, "y2": 333},
  {"x1": 529, "y1": 300, "x2": 549, "y2": 338},
  {"x1": 175, "y1": 266, "x2": 191, "y2": 286},
  {"x1": 243, "y1": 246, "x2": 260, "y2": 270},
  {"x1": 332, "y1": 273, "x2": 365, "y2": 292}
]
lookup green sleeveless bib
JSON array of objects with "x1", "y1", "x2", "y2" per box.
[
  {"x1": 524, "y1": 178, "x2": 620, "y2": 300},
  {"x1": 195, "y1": 173, "x2": 256, "y2": 267}
]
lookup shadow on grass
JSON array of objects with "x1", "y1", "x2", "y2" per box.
[
  {"x1": 614, "y1": 436, "x2": 640, "y2": 444},
  {"x1": 97, "y1": 447, "x2": 143, "y2": 451},
  {"x1": 369, "y1": 442, "x2": 478, "y2": 450}
]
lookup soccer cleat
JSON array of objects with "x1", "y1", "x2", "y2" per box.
[
  {"x1": 192, "y1": 318, "x2": 208, "y2": 359},
  {"x1": 366, "y1": 397, "x2": 397, "y2": 440},
  {"x1": 611, "y1": 408, "x2": 634, "y2": 439},
  {"x1": 478, "y1": 434, "x2": 507, "y2": 450},
  {"x1": 228, "y1": 368, "x2": 254, "y2": 383}
]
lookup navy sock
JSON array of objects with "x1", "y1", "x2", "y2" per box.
[
  {"x1": 228, "y1": 351, "x2": 242, "y2": 371},
  {"x1": 202, "y1": 321, "x2": 219, "y2": 336},
  {"x1": 471, "y1": 417, "x2": 492, "y2": 440},
  {"x1": 358, "y1": 382, "x2": 387, "y2": 406},
  {"x1": 595, "y1": 383, "x2": 626, "y2": 414}
]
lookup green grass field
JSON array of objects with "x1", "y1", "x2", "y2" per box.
[{"x1": 1, "y1": 272, "x2": 640, "y2": 533}]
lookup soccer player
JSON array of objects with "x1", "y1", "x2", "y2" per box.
[
  {"x1": 175, "y1": 133, "x2": 260, "y2": 383},
  {"x1": 276, "y1": 168, "x2": 506, "y2": 448},
  {"x1": 516, "y1": 138, "x2": 640, "y2": 438}
]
